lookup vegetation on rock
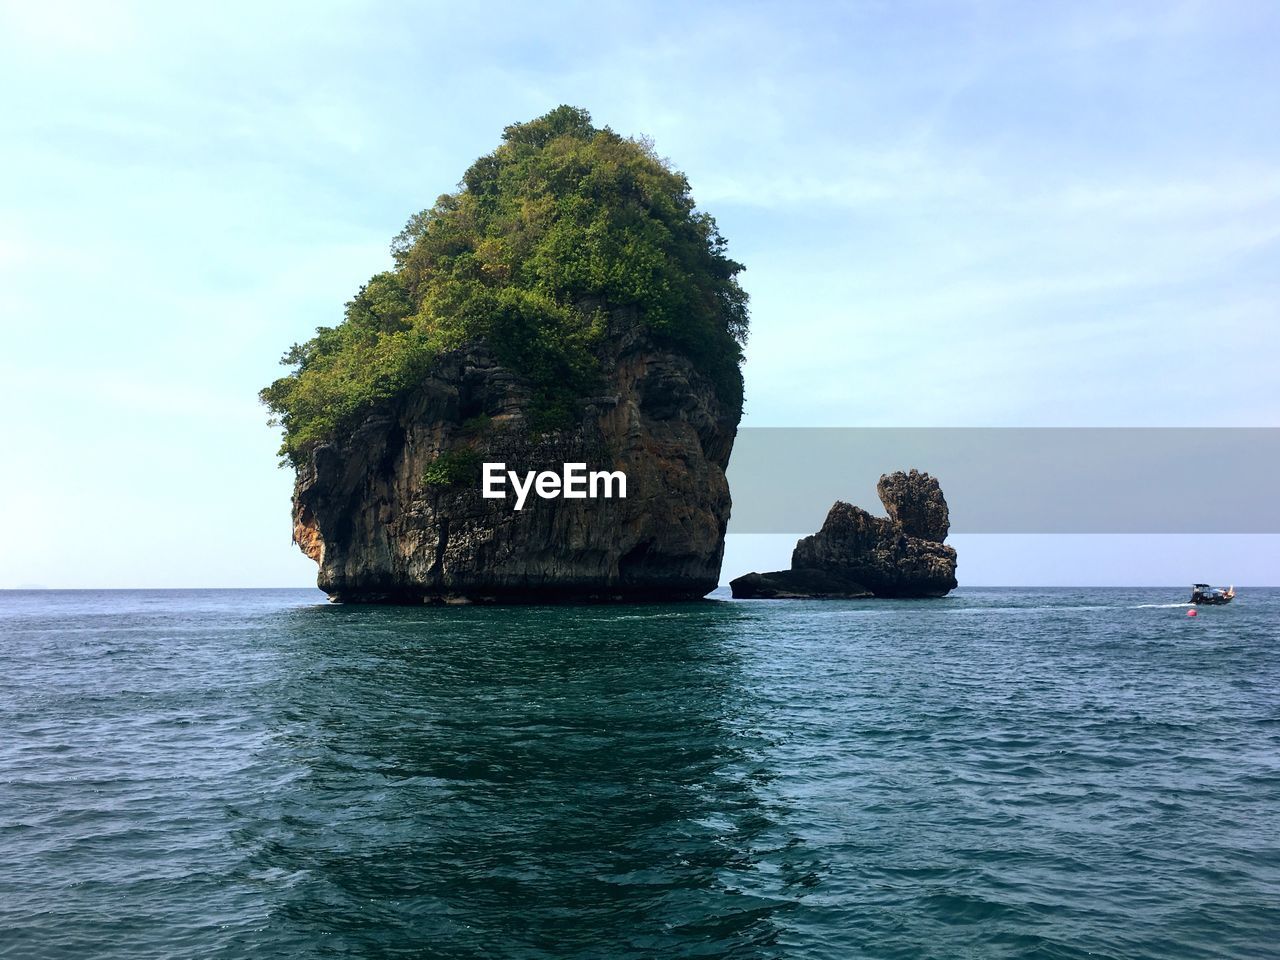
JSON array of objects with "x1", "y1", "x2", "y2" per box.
[
  {"x1": 262, "y1": 106, "x2": 749, "y2": 465},
  {"x1": 421, "y1": 446, "x2": 483, "y2": 488}
]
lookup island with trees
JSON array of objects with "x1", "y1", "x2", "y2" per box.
[{"x1": 262, "y1": 107, "x2": 749, "y2": 603}]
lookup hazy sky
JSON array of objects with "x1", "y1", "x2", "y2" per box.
[{"x1": 2, "y1": 1, "x2": 1277, "y2": 588}]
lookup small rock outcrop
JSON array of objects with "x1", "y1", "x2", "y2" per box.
[
  {"x1": 729, "y1": 469, "x2": 958, "y2": 599},
  {"x1": 292, "y1": 315, "x2": 738, "y2": 603},
  {"x1": 876, "y1": 469, "x2": 950, "y2": 542}
]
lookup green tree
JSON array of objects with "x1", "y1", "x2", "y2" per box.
[{"x1": 262, "y1": 105, "x2": 749, "y2": 465}]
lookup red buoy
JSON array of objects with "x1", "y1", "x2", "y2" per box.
[{"x1": 1187, "y1": 609, "x2": 1198, "y2": 617}]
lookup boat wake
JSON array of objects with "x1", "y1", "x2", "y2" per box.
[{"x1": 1135, "y1": 602, "x2": 1193, "y2": 609}]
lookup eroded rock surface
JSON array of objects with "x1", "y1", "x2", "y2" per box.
[
  {"x1": 291, "y1": 315, "x2": 738, "y2": 603},
  {"x1": 876, "y1": 469, "x2": 950, "y2": 542},
  {"x1": 730, "y1": 469, "x2": 958, "y2": 599}
]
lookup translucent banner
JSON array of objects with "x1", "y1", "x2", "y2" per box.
[{"x1": 725, "y1": 428, "x2": 1280, "y2": 533}]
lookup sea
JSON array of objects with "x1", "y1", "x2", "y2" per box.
[{"x1": 1, "y1": 587, "x2": 1277, "y2": 960}]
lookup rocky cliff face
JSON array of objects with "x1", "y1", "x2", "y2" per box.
[
  {"x1": 729, "y1": 469, "x2": 958, "y2": 599},
  {"x1": 291, "y1": 314, "x2": 738, "y2": 603}
]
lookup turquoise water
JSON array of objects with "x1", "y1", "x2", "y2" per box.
[{"x1": 2, "y1": 587, "x2": 1277, "y2": 959}]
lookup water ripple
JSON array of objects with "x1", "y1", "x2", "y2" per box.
[{"x1": 0, "y1": 587, "x2": 1277, "y2": 958}]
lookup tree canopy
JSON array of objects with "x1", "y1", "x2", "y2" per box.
[{"x1": 262, "y1": 106, "x2": 749, "y2": 465}]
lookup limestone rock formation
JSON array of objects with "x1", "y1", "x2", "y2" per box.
[
  {"x1": 876, "y1": 469, "x2": 950, "y2": 542},
  {"x1": 729, "y1": 469, "x2": 958, "y2": 599},
  {"x1": 291, "y1": 314, "x2": 738, "y2": 603}
]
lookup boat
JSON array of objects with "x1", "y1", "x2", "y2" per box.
[{"x1": 1190, "y1": 584, "x2": 1234, "y2": 605}]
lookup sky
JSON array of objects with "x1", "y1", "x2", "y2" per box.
[{"x1": 1, "y1": 0, "x2": 1277, "y2": 588}]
